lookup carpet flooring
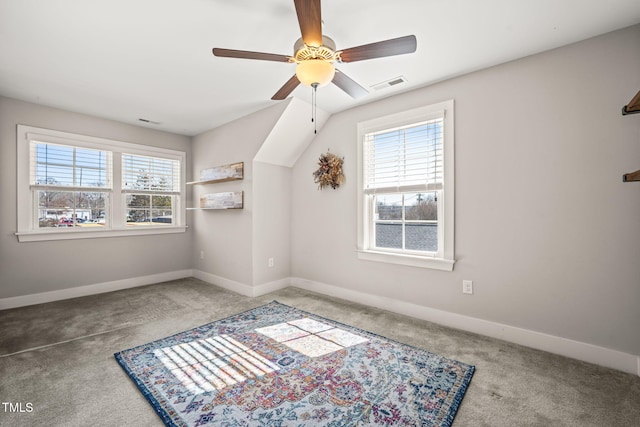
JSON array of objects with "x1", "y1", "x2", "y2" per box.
[{"x1": 1, "y1": 278, "x2": 639, "y2": 426}]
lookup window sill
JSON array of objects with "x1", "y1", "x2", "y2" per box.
[
  {"x1": 356, "y1": 249, "x2": 455, "y2": 271},
  {"x1": 16, "y1": 226, "x2": 187, "y2": 242}
]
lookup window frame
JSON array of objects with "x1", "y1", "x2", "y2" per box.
[
  {"x1": 16, "y1": 125, "x2": 187, "y2": 242},
  {"x1": 356, "y1": 100, "x2": 455, "y2": 271}
]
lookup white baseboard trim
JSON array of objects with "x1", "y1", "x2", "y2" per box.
[
  {"x1": 192, "y1": 269, "x2": 290, "y2": 297},
  {"x1": 253, "y1": 277, "x2": 292, "y2": 297},
  {"x1": 193, "y1": 270, "x2": 254, "y2": 297},
  {"x1": 0, "y1": 269, "x2": 194, "y2": 310},
  {"x1": 2, "y1": 271, "x2": 637, "y2": 377},
  {"x1": 290, "y1": 277, "x2": 640, "y2": 377}
]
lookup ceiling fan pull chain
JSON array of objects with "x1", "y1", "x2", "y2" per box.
[{"x1": 311, "y1": 83, "x2": 318, "y2": 134}]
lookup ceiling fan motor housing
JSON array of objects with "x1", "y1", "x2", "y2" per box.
[
  {"x1": 293, "y1": 36, "x2": 339, "y2": 62},
  {"x1": 293, "y1": 36, "x2": 339, "y2": 87}
]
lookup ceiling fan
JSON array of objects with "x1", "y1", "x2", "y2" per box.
[{"x1": 212, "y1": 0, "x2": 417, "y2": 101}]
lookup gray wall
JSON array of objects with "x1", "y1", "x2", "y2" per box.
[
  {"x1": 252, "y1": 161, "x2": 292, "y2": 286},
  {"x1": 290, "y1": 25, "x2": 640, "y2": 356},
  {"x1": 0, "y1": 97, "x2": 193, "y2": 298},
  {"x1": 191, "y1": 102, "x2": 291, "y2": 287}
]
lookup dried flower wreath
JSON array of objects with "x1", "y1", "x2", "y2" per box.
[{"x1": 312, "y1": 151, "x2": 344, "y2": 190}]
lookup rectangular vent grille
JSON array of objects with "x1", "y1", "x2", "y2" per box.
[
  {"x1": 371, "y1": 76, "x2": 407, "y2": 91},
  {"x1": 139, "y1": 118, "x2": 161, "y2": 125}
]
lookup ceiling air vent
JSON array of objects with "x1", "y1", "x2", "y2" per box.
[
  {"x1": 371, "y1": 76, "x2": 407, "y2": 91},
  {"x1": 138, "y1": 118, "x2": 161, "y2": 125}
]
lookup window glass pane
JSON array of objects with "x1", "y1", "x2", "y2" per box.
[
  {"x1": 375, "y1": 222, "x2": 403, "y2": 250},
  {"x1": 372, "y1": 192, "x2": 439, "y2": 252},
  {"x1": 374, "y1": 194, "x2": 402, "y2": 249},
  {"x1": 404, "y1": 192, "x2": 437, "y2": 221},
  {"x1": 151, "y1": 195, "x2": 173, "y2": 214},
  {"x1": 38, "y1": 191, "x2": 107, "y2": 228},
  {"x1": 405, "y1": 223, "x2": 438, "y2": 252},
  {"x1": 126, "y1": 194, "x2": 150, "y2": 223},
  {"x1": 34, "y1": 143, "x2": 109, "y2": 188},
  {"x1": 34, "y1": 144, "x2": 72, "y2": 186},
  {"x1": 404, "y1": 192, "x2": 438, "y2": 252},
  {"x1": 151, "y1": 193, "x2": 173, "y2": 224},
  {"x1": 364, "y1": 118, "x2": 443, "y2": 190},
  {"x1": 375, "y1": 194, "x2": 402, "y2": 220},
  {"x1": 126, "y1": 194, "x2": 173, "y2": 225},
  {"x1": 123, "y1": 154, "x2": 178, "y2": 192}
]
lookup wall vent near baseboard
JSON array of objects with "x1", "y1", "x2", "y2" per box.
[{"x1": 371, "y1": 76, "x2": 407, "y2": 91}]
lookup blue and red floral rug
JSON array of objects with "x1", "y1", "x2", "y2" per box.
[{"x1": 115, "y1": 301, "x2": 474, "y2": 426}]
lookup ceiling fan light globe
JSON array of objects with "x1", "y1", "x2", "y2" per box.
[{"x1": 296, "y1": 60, "x2": 335, "y2": 87}]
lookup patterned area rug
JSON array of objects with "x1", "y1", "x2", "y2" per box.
[{"x1": 115, "y1": 301, "x2": 474, "y2": 426}]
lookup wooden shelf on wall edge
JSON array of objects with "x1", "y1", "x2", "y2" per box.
[
  {"x1": 622, "y1": 90, "x2": 640, "y2": 115},
  {"x1": 621, "y1": 90, "x2": 639, "y2": 182},
  {"x1": 623, "y1": 169, "x2": 640, "y2": 182}
]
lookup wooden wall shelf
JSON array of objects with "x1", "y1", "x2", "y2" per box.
[
  {"x1": 621, "y1": 91, "x2": 639, "y2": 182},
  {"x1": 623, "y1": 169, "x2": 640, "y2": 182},
  {"x1": 622, "y1": 90, "x2": 640, "y2": 115},
  {"x1": 188, "y1": 162, "x2": 244, "y2": 209},
  {"x1": 187, "y1": 162, "x2": 243, "y2": 185},
  {"x1": 195, "y1": 191, "x2": 243, "y2": 210}
]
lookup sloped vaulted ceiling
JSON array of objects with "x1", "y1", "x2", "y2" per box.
[{"x1": 254, "y1": 98, "x2": 330, "y2": 167}]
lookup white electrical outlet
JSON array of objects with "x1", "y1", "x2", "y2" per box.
[
  {"x1": 268, "y1": 257, "x2": 274, "y2": 268},
  {"x1": 200, "y1": 251, "x2": 204, "y2": 260},
  {"x1": 462, "y1": 280, "x2": 473, "y2": 295}
]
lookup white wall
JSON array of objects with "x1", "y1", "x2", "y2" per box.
[
  {"x1": 0, "y1": 97, "x2": 193, "y2": 299},
  {"x1": 290, "y1": 25, "x2": 640, "y2": 357}
]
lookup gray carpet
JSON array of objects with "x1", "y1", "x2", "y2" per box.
[{"x1": 1, "y1": 278, "x2": 638, "y2": 426}]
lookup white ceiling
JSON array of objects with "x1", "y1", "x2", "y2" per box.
[{"x1": 1, "y1": 0, "x2": 639, "y2": 136}]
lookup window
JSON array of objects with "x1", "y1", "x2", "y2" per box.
[
  {"x1": 32, "y1": 143, "x2": 111, "y2": 228},
  {"x1": 357, "y1": 101, "x2": 455, "y2": 271},
  {"x1": 17, "y1": 125, "x2": 186, "y2": 242},
  {"x1": 122, "y1": 154, "x2": 180, "y2": 225}
]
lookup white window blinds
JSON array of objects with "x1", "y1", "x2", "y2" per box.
[
  {"x1": 30, "y1": 141, "x2": 111, "y2": 190},
  {"x1": 122, "y1": 154, "x2": 180, "y2": 194},
  {"x1": 363, "y1": 115, "x2": 444, "y2": 194}
]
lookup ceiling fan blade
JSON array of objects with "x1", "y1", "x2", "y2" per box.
[
  {"x1": 294, "y1": 0, "x2": 323, "y2": 46},
  {"x1": 212, "y1": 48, "x2": 291, "y2": 63},
  {"x1": 332, "y1": 69, "x2": 368, "y2": 99},
  {"x1": 339, "y1": 35, "x2": 417, "y2": 63},
  {"x1": 271, "y1": 75, "x2": 301, "y2": 100}
]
